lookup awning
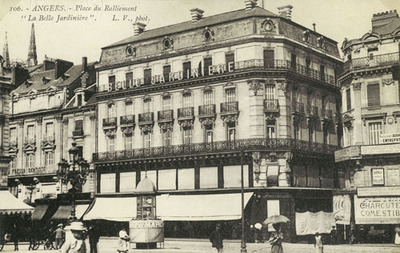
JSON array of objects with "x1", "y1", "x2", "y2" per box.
[
  {"x1": 31, "y1": 204, "x2": 49, "y2": 220},
  {"x1": 156, "y1": 193, "x2": 253, "y2": 221},
  {"x1": 0, "y1": 190, "x2": 34, "y2": 215},
  {"x1": 83, "y1": 197, "x2": 137, "y2": 222},
  {"x1": 51, "y1": 204, "x2": 90, "y2": 220}
]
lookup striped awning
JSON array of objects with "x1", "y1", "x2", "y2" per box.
[
  {"x1": 51, "y1": 204, "x2": 90, "y2": 220},
  {"x1": 0, "y1": 190, "x2": 34, "y2": 215}
]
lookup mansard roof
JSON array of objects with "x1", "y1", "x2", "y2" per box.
[{"x1": 104, "y1": 6, "x2": 278, "y2": 49}]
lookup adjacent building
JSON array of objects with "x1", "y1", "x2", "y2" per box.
[
  {"x1": 86, "y1": 1, "x2": 342, "y2": 241},
  {"x1": 335, "y1": 10, "x2": 400, "y2": 243}
]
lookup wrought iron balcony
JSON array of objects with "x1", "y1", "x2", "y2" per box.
[
  {"x1": 72, "y1": 128, "x2": 84, "y2": 137},
  {"x1": 138, "y1": 112, "x2": 154, "y2": 125},
  {"x1": 198, "y1": 104, "x2": 216, "y2": 117},
  {"x1": 178, "y1": 107, "x2": 194, "y2": 119},
  {"x1": 220, "y1": 101, "x2": 239, "y2": 114},
  {"x1": 264, "y1": 99, "x2": 279, "y2": 113},
  {"x1": 344, "y1": 52, "x2": 400, "y2": 71},
  {"x1": 102, "y1": 117, "x2": 117, "y2": 128},
  {"x1": 292, "y1": 101, "x2": 305, "y2": 114},
  {"x1": 306, "y1": 105, "x2": 319, "y2": 118},
  {"x1": 158, "y1": 110, "x2": 174, "y2": 122},
  {"x1": 93, "y1": 138, "x2": 339, "y2": 162},
  {"x1": 120, "y1": 115, "x2": 135, "y2": 126}
]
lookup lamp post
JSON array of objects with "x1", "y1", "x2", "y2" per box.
[
  {"x1": 16, "y1": 177, "x2": 40, "y2": 203},
  {"x1": 240, "y1": 150, "x2": 247, "y2": 253},
  {"x1": 57, "y1": 142, "x2": 89, "y2": 221}
]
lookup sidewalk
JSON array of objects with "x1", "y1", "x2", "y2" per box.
[{"x1": 2, "y1": 238, "x2": 399, "y2": 253}]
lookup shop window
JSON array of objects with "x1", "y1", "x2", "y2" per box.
[
  {"x1": 223, "y1": 165, "x2": 249, "y2": 188},
  {"x1": 100, "y1": 173, "x2": 116, "y2": 193},
  {"x1": 266, "y1": 165, "x2": 279, "y2": 186},
  {"x1": 178, "y1": 168, "x2": 195, "y2": 190},
  {"x1": 200, "y1": 166, "x2": 218, "y2": 189},
  {"x1": 120, "y1": 172, "x2": 136, "y2": 192},
  {"x1": 158, "y1": 169, "x2": 176, "y2": 190}
]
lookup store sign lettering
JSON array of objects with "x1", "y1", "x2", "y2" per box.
[
  {"x1": 354, "y1": 196, "x2": 400, "y2": 224},
  {"x1": 11, "y1": 167, "x2": 46, "y2": 176},
  {"x1": 103, "y1": 62, "x2": 237, "y2": 92}
]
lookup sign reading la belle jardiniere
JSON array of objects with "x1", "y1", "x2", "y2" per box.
[{"x1": 354, "y1": 196, "x2": 400, "y2": 224}]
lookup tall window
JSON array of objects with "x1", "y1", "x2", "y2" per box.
[
  {"x1": 126, "y1": 72, "x2": 133, "y2": 87},
  {"x1": 225, "y1": 53, "x2": 235, "y2": 71},
  {"x1": 323, "y1": 125, "x2": 330, "y2": 145},
  {"x1": 204, "y1": 57, "x2": 212, "y2": 76},
  {"x1": 108, "y1": 137, "x2": 115, "y2": 152},
  {"x1": 225, "y1": 88, "x2": 236, "y2": 102},
  {"x1": 306, "y1": 58, "x2": 311, "y2": 75},
  {"x1": 108, "y1": 103, "x2": 116, "y2": 118},
  {"x1": 143, "y1": 99, "x2": 151, "y2": 113},
  {"x1": 227, "y1": 123, "x2": 236, "y2": 142},
  {"x1": 263, "y1": 49, "x2": 275, "y2": 68},
  {"x1": 162, "y1": 96, "x2": 171, "y2": 110},
  {"x1": 291, "y1": 53, "x2": 297, "y2": 70},
  {"x1": 10, "y1": 128, "x2": 17, "y2": 144},
  {"x1": 266, "y1": 120, "x2": 276, "y2": 139},
  {"x1": 309, "y1": 125, "x2": 316, "y2": 143},
  {"x1": 108, "y1": 75, "x2": 115, "y2": 90},
  {"x1": 183, "y1": 93, "x2": 192, "y2": 107},
  {"x1": 124, "y1": 135, "x2": 133, "y2": 150},
  {"x1": 163, "y1": 65, "x2": 171, "y2": 82},
  {"x1": 320, "y1": 65, "x2": 325, "y2": 81},
  {"x1": 346, "y1": 88, "x2": 351, "y2": 111},
  {"x1": 125, "y1": 100, "x2": 133, "y2": 115},
  {"x1": 367, "y1": 83, "x2": 380, "y2": 107},
  {"x1": 26, "y1": 154, "x2": 35, "y2": 168},
  {"x1": 295, "y1": 123, "x2": 302, "y2": 140},
  {"x1": 45, "y1": 152, "x2": 54, "y2": 166},
  {"x1": 27, "y1": 125, "x2": 35, "y2": 140},
  {"x1": 45, "y1": 122, "x2": 53, "y2": 138},
  {"x1": 163, "y1": 130, "x2": 172, "y2": 146},
  {"x1": 265, "y1": 84, "x2": 275, "y2": 99},
  {"x1": 10, "y1": 157, "x2": 16, "y2": 169},
  {"x1": 75, "y1": 120, "x2": 83, "y2": 132},
  {"x1": 346, "y1": 126, "x2": 353, "y2": 146},
  {"x1": 144, "y1": 68, "x2": 152, "y2": 85},
  {"x1": 144, "y1": 132, "x2": 152, "y2": 148},
  {"x1": 183, "y1": 61, "x2": 191, "y2": 79},
  {"x1": 204, "y1": 90, "x2": 213, "y2": 105},
  {"x1": 369, "y1": 122, "x2": 382, "y2": 145},
  {"x1": 183, "y1": 128, "x2": 192, "y2": 145},
  {"x1": 205, "y1": 125, "x2": 213, "y2": 143}
]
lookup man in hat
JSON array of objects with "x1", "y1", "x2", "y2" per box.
[
  {"x1": 54, "y1": 223, "x2": 65, "y2": 249},
  {"x1": 60, "y1": 222, "x2": 87, "y2": 253},
  {"x1": 209, "y1": 224, "x2": 223, "y2": 253}
]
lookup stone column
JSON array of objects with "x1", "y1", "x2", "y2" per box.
[{"x1": 247, "y1": 79, "x2": 265, "y2": 138}]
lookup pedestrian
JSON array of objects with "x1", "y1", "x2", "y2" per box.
[
  {"x1": 54, "y1": 223, "x2": 65, "y2": 249},
  {"x1": 88, "y1": 224, "x2": 100, "y2": 253},
  {"x1": 395, "y1": 226, "x2": 400, "y2": 245},
  {"x1": 330, "y1": 226, "x2": 337, "y2": 245},
  {"x1": 314, "y1": 232, "x2": 324, "y2": 253},
  {"x1": 12, "y1": 223, "x2": 19, "y2": 251},
  {"x1": 60, "y1": 221, "x2": 87, "y2": 253},
  {"x1": 209, "y1": 223, "x2": 223, "y2": 253},
  {"x1": 117, "y1": 228, "x2": 130, "y2": 253},
  {"x1": 269, "y1": 223, "x2": 283, "y2": 253}
]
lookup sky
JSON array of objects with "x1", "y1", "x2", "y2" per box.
[{"x1": 0, "y1": 0, "x2": 398, "y2": 65}]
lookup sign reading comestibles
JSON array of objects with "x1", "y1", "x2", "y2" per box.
[{"x1": 354, "y1": 196, "x2": 400, "y2": 224}]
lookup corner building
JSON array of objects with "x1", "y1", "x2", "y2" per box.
[
  {"x1": 90, "y1": 2, "x2": 342, "y2": 241},
  {"x1": 335, "y1": 10, "x2": 400, "y2": 243}
]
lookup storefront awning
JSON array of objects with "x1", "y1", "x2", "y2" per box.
[
  {"x1": 0, "y1": 190, "x2": 34, "y2": 215},
  {"x1": 31, "y1": 204, "x2": 49, "y2": 220},
  {"x1": 51, "y1": 204, "x2": 90, "y2": 220},
  {"x1": 156, "y1": 193, "x2": 253, "y2": 221},
  {"x1": 83, "y1": 197, "x2": 137, "y2": 222}
]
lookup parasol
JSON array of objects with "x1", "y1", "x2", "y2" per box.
[{"x1": 263, "y1": 215, "x2": 290, "y2": 225}]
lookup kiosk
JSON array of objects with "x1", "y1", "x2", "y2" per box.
[{"x1": 130, "y1": 177, "x2": 164, "y2": 249}]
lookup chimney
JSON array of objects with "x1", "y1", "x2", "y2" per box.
[
  {"x1": 278, "y1": 5, "x2": 293, "y2": 20},
  {"x1": 313, "y1": 23, "x2": 316, "y2": 31},
  {"x1": 82, "y1": 57, "x2": 87, "y2": 72},
  {"x1": 54, "y1": 60, "x2": 73, "y2": 80},
  {"x1": 371, "y1": 10, "x2": 398, "y2": 31},
  {"x1": 245, "y1": 0, "x2": 258, "y2": 10},
  {"x1": 133, "y1": 22, "x2": 146, "y2": 36},
  {"x1": 190, "y1": 8, "x2": 204, "y2": 22}
]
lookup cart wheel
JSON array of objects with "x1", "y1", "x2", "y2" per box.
[{"x1": 31, "y1": 241, "x2": 40, "y2": 250}]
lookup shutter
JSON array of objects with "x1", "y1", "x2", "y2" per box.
[
  {"x1": 367, "y1": 83, "x2": 380, "y2": 106},
  {"x1": 108, "y1": 75, "x2": 115, "y2": 90},
  {"x1": 225, "y1": 53, "x2": 235, "y2": 71},
  {"x1": 144, "y1": 69, "x2": 152, "y2": 85}
]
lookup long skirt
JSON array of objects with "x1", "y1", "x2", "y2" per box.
[
  {"x1": 271, "y1": 244, "x2": 283, "y2": 253},
  {"x1": 117, "y1": 239, "x2": 129, "y2": 252}
]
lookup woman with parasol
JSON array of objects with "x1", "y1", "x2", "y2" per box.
[{"x1": 264, "y1": 215, "x2": 289, "y2": 253}]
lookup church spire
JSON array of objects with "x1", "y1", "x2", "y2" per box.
[
  {"x1": 3, "y1": 32, "x2": 10, "y2": 68},
  {"x1": 27, "y1": 23, "x2": 37, "y2": 66}
]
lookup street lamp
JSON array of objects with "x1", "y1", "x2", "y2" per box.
[
  {"x1": 57, "y1": 142, "x2": 89, "y2": 221},
  {"x1": 16, "y1": 177, "x2": 40, "y2": 203},
  {"x1": 240, "y1": 150, "x2": 247, "y2": 253}
]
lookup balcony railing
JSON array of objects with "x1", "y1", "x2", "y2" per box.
[
  {"x1": 264, "y1": 99, "x2": 279, "y2": 113},
  {"x1": 93, "y1": 138, "x2": 338, "y2": 162},
  {"x1": 178, "y1": 107, "x2": 194, "y2": 119},
  {"x1": 344, "y1": 52, "x2": 400, "y2": 71},
  {"x1": 100, "y1": 59, "x2": 337, "y2": 92},
  {"x1": 102, "y1": 117, "x2": 117, "y2": 127},
  {"x1": 120, "y1": 115, "x2": 135, "y2": 125},
  {"x1": 220, "y1": 101, "x2": 239, "y2": 114},
  {"x1": 199, "y1": 104, "x2": 216, "y2": 117},
  {"x1": 292, "y1": 101, "x2": 305, "y2": 114},
  {"x1": 8, "y1": 166, "x2": 56, "y2": 177},
  {"x1": 138, "y1": 112, "x2": 154, "y2": 124},
  {"x1": 158, "y1": 110, "x2": 174, "y2": 122}
]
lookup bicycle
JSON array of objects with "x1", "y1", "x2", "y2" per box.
[
  {"x1": 30, "y1": 237, "x2": 56, "y2": 250},
  {"x1": 0, "y1": 233, "x2": 12, "y2": 251}
]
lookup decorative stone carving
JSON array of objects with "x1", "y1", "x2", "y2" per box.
[
  {"x1": 202, "y1": 27, "x2": 215, "y2": 42},
  {"x1": 121, "y1": 126, "x2": 135, "y2": 135},
  {"x1": 261, "y1": 18, "x2": 275, "y2": 32},
  {"x1": 139, "y1": 124, "x2": 153, "y2": 134},
  {"x1": 104, "y1": 129, "x2": 117, "y2": 138},
  {"x1": 277, "y1": 80, "x2": 289, "y2": 97},
  {"x1": 178, "y1": 119, "x2": 194, "y2": 128},
  {"x1": 36, "y1": 116, "x2": 43, "y2": 124},
  {"x1": 352, "y1": 82, "x2": 362, "y2": 90},
  {"x1": 89, "y1": 114, "x2": 97, "y2": 121},
  {"x1": 81, "y1": 72, "x2": 89, "y2": 87},
  {"x1": 63, "y1": 118, "x2": 69, "y2": 125},
  {"x1": 199, "y1": 117, "x2": 215, "y2": 126},
  {"x1": 247, "y1": 79, "x2": 264, "y2": 96},
  {"x1": 221, "y1": 114, "x2": 238, "y2": 124},
  {"x1": 382, "y1": 79, "x2": 394, "y2": 86},
  {"x1": 159, "y1": 122, "x2": 174, "y2": 131}
]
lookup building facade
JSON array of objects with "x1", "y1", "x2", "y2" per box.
[
  {"x1": 88, "y1": 1, "x2": 342, "y2": 241},
  {"x1": 335, "y1": 10, "x2": 400, "y2": 243}
]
